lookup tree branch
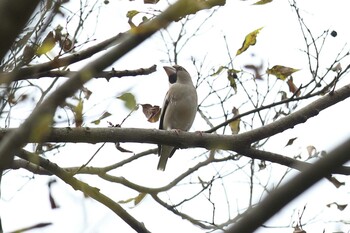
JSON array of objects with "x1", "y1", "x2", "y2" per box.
[
  {"x1": 227, "y1": 135, "x2": 350, "y2": 233},
  {"x1": 21, "y1": 65, "x2": 157, "y2": 80},
  {"x1": 0, "y1": 33, "x2": 124, "y2": 84},
  {"x1": 16, "y1": 149, "x2": 151, "y2": 233}
]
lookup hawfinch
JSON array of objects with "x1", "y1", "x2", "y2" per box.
[{"x1": 157, "y1": 65, "x2": 198, "y2": 171}]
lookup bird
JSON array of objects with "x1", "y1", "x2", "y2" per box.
[{"x1": 157, "y1": 65, "x2": 198, "y2": 171}]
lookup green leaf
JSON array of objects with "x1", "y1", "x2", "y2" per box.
[
  {"x1": 117, "y1": 92, "x2": 137, "y2": 110},
  {"x1": 91, "y1": 111, "x2": 112, "y2": 125}
]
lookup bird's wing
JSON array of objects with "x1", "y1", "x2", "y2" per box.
[{"x1": 159, "y1": 91, "x2": 170, "y2": 130}]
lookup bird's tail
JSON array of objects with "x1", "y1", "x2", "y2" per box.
[{"x1": 157, "y1": 145, "x2": 176, "y2": 171}]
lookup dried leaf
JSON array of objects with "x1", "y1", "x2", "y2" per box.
[
  {"x1": 293, "y1": 226, "x2": 306, "y2": 233},
  {"x1": 141, "y1": 104, "x2": 161, "y2": 123},
  {"x1": 266, "y1": 65, "x2": 300, "y2": 80},
  {"x1": 326, "y1": 202, "x2": 347, "y2": 210},
  {"x1": 306, "y1": 145, "x2": 316, "y2": 157},
  {"x1": 331, "y1": 63, "x2": 342, "y2": 73},
  {"x1": 211, "y1": 66, "x2": 227, "y2": 76},
  {"x1": 126, "y1": 10, "x2": 139, "y2": 19},
  {"x1": 236, "y1": 27, "x2": 263, "y2": 56},
  {"x1": 227, "y1": 69, "x2": 238, "y2": 93},
  {"x1": 244, "y1": 63, "x2": 263, "y2": 80},
  {"x1": 144, "y1": 0, "x2": 159, "y2": 3},
  {"x1": 36, "y1": 31, "x2": 56, "y2": 55},
  {"x1": 285, "y1": 137, "x2": 297, "y2": 147},
  {"x1": 117, "y1": 92, "x2": 137, "y2": 110},
  {"x1": 81, "y1": 87, "x2": 92, "y2": 100},
  {"x1": 287, "y1": 77, "x2": 301, "y2": 97},
  {"x1": 253, "y1": 0, "x2": 273, "y2": 5},
  {"x1": 60, "y1": 37, "x2": 73, "y2": 52},
  {"x1": 229, "y1": 107, "x2": 240, "y2": 134}
]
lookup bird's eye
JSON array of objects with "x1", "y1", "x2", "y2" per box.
[{"x1": 169, "y1": 73, "x2": 177, "y2": 84}]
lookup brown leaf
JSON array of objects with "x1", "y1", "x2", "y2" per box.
[
  {"x1": 306, "y1": 145, "x2": 316, "y2": 157},
  {"x1": 326, "y1": 202, "x2": 348, "y2": 210},
  {"x1": 287, "y1": 77, "x2": 301, "y2": 97},
  {"x1": 144, "y1": 0, "x2": 159, "y2": 3},
  {"x1": 244, "y1": 63, "x2": 263, "y2": 80},
  {"x1": 81, "y1": 87, "x2": 92, "y2": 100},
  {"x1": 141, "y1": 104, "x2": 161, "y2": 123},
  {"x1": 285, "y1": 137, "x2": 297, "y2": 147}
]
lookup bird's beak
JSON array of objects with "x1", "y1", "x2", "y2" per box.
[{"x1": 163, "y1": 66, "x2": 176, "y2": 77}]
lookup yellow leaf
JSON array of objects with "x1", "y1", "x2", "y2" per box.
[
  {"x1": 266, "y1": 65, "x2": 300, "y2": 80},
  {"x1": 36, "y1": 32, "x2": 56, "y2": 55},
  {"x1": 229, "y1": 107, "x2": 240, "y2": 134},
  {"x1": 253, "y1": 0, "x2": 273, "y2": 5},
  {"x1": 74, "y1": 100, "x2": 84, "y2": 127},
  {"x1": 126, "y1": 10, "x2": 139, "y2": 19},
  {"x1": 117, "y1": 92, "x2": 137, "y2": 110},
  {"x1": 236, "y1": 27, "x2": 263, "y2": 56},
  {"x1": 118, "y1": 193, "x2": 147, "y2": 207},
  {"x1": 134, "y1": 193, "x2": 147, "y2": 205}
]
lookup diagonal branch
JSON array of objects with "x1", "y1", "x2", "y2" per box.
[{"x1": 227, "y1": 135, "x2": 350, "y2": 233}]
